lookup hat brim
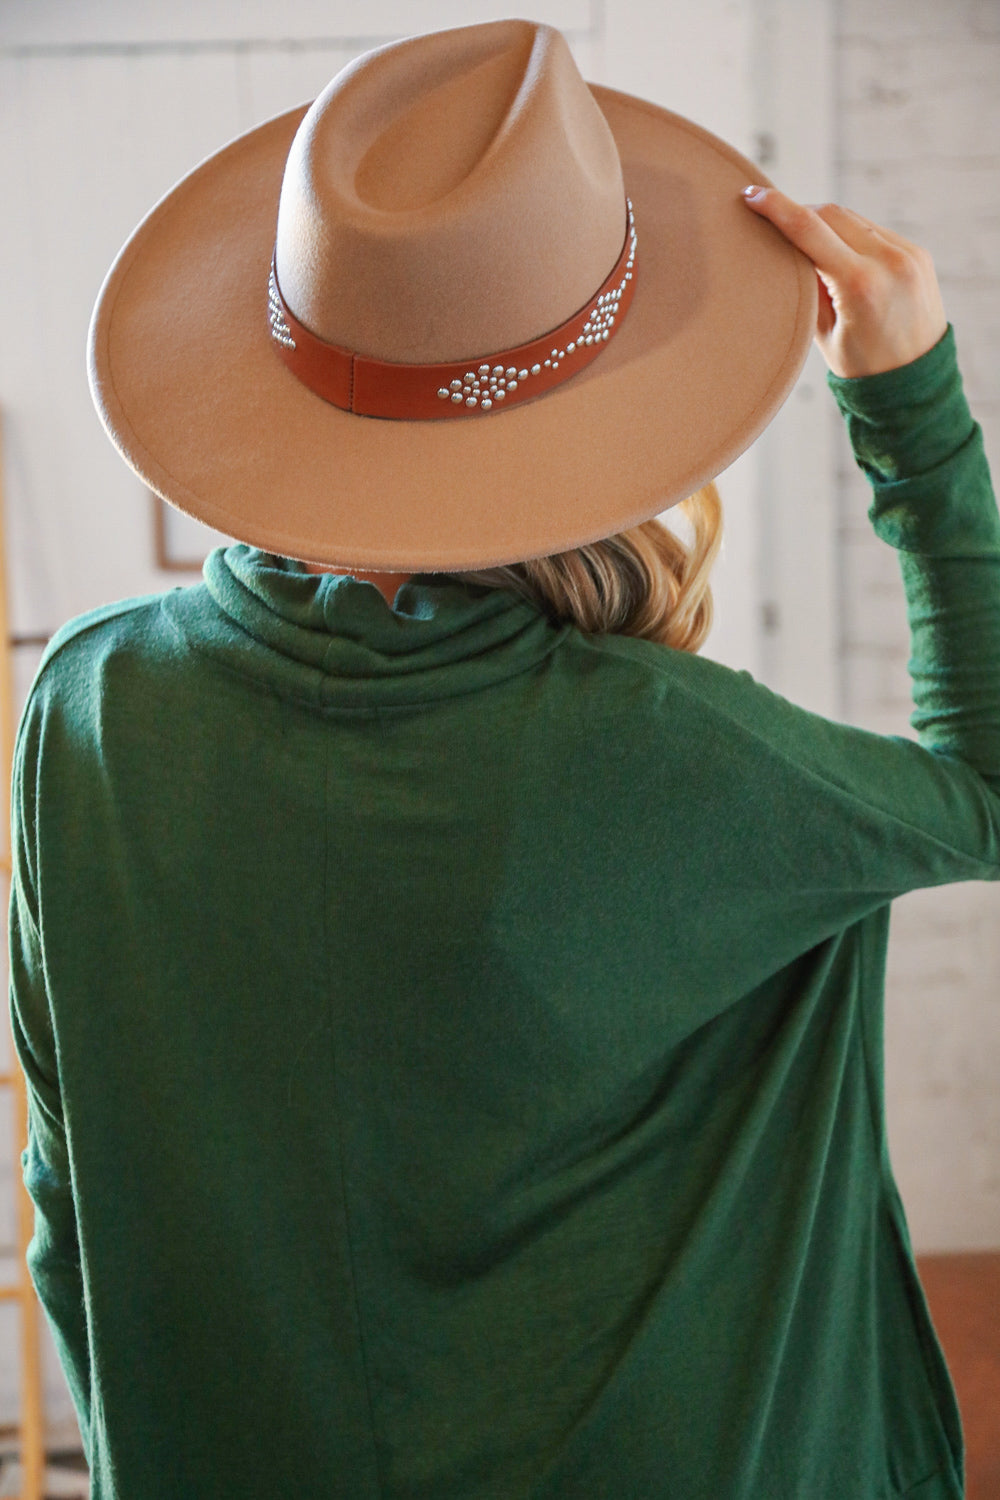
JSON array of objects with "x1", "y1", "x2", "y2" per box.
[{"x1": 88, "y1": 83, "x2": 817, "y2": 572}]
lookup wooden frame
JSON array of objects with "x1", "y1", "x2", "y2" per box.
[
  {"x1": 151, "y1": 490, "x2": 217, "y2": 574},
  {"x1": 0, "y1": 413, "x2": 46, "y2": 1500}
]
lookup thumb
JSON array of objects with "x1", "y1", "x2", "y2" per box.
[{"x1": 814, "y1": 272, "x2": 836, "y2": 339}]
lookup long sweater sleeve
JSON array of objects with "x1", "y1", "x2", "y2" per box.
[
  {"x1": 8, "y1": 711, "x2": 92, "y2": 1460},
  {"x1": 828, "y1": 323, "x2": 1000, "y2": 785}
]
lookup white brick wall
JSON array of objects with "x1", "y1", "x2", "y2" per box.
[{"x1": 835, "y1": 0, "x2": 1000, "y2": 1250}]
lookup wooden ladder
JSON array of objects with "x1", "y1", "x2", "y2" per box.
[{"x1": 0, "y1": 412, "x2": 46, "y2": 1499}]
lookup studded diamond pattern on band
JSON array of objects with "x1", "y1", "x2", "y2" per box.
[
  {"x1": 267, "y1": 266, "x2": 296, "y2": 350},
  {"x1": 267, "y1": 197, "x2": 637, "y2": 420}
]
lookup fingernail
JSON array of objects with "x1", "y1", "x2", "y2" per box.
[{"x1": 743, "y1": 185, "x2": 767, "y2": 201}]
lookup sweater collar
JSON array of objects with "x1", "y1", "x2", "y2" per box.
[{"x1": 182, "y1": 545, "x2": 571, "y2": 708}]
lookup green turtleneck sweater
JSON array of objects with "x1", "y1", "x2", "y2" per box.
[{"x1": 10, "y1": 326, "x2": 999, "y2": 1499}]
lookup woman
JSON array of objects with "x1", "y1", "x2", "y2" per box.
[{"x1": 11, "y1": 19, "x2": 998, "y2": 1500}]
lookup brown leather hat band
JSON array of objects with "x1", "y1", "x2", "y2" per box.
[{"x1": 268, "y1": 198, "x2": 637, "y2": 420}]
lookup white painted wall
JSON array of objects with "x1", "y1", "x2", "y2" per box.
[{"x1": 832, "y1": 0, "x2": 1000, "y2": 1254}]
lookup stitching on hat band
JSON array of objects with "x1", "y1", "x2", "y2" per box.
[{"x1": 267, "y1": 198, "x2": 637, "y2": 419}]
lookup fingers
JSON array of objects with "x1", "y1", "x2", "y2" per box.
[
  {"x1": 808, "y1": 202, "x2": 889, "y2": 255},
  {"x1": 744, "y1": 186, "x2": 922, "y2": 269},
  {"x1": 821, "y1": 202, "x2": 912, "y2": 250},
  {"x1": 742, "y1": 184, "x2": 947, "y2": 379},
  {"x1": 793, "y1": 199, "x2": 936, "y2": 289},
  {"x1": 809, "y1": 203, "x2": 929, "y2": 270},
  {"x1": 742, "y1": 186, "x2": 863, "y2": 277},
  {"x1": 814, "y1": 275, "x2": 836, "y2": 340}
]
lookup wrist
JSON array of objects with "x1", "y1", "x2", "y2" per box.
[
  {"x1": 827, "y1": 326, "x2": 978, "y2": 485},
  {"x1": 826, "y1": 325, "x2": 954, "y2": 407}
]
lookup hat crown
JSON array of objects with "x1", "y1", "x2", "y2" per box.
[{"x1": 274, "y1": 20, "x2": 626, "y2": 363}]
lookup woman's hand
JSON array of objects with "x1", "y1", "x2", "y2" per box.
[{"x1": 742, "y1": 185, "x2": 949, "y2": 379}]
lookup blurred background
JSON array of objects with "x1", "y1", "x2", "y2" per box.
[{"x1": 0, "y1": 0, "x2": 997, "y2": 1489}]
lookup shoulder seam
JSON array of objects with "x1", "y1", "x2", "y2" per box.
[{"x1": 33, "y1": 594, "x2": 168, "y2": 681}]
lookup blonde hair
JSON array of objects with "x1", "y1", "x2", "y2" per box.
[{"x1": 447, "y1": 481, "x2": 723, "y2": 652}]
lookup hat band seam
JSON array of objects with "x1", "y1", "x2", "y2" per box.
[{"x1": 267, "y1": 197, "x2": 637, "y2": 420}]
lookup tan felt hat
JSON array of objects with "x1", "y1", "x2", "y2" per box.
[{"x1": 87, "y1": 17, "x2": 817, "y2": 573}]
